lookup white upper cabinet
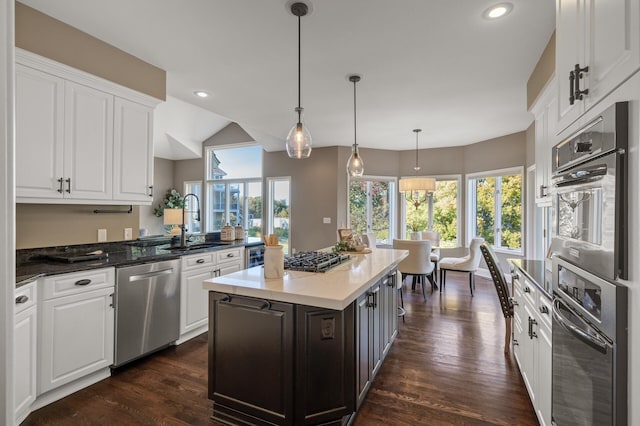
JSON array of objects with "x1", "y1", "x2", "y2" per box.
[
  {"x1": 15, "y1": 49, "x2": 161, "y2": 205},
  {"x1": 531, "y1": 77, "x2": 557, "y2": 206},
  {"x1": 15, "y1": 65, "x2": 65, "y2": 199},
  {"x1": 64, "y1": 81, "x2": 114, "y2": 200},
  {"x1": 113, "y1": 97, "x2": 154, "y2": 202},
  {"x1": 556, "y1": 0, "x2": 640, "y2": 132}
]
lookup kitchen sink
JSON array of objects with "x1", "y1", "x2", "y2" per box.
[{"x1": 168, "y1": 241, "x2": 234, "y2": 252}]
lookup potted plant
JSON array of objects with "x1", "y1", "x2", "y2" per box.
[
  {"x1": 408, "y1": 221, "x2": 422, "y2": 240},
  {"x1": 154, "y1": 189, "x2": 184, "y2": 234}
]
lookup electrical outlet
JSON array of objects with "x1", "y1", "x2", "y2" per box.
[
  {"x1": 323, "y1": 217, "x2": 331, "y2": 224},
  {"x1": 124, "y1": 228, "x2": 133, "y2": 240},
  {"x1": 98, "y1": 229, "x2": 107, "y2": 242}
]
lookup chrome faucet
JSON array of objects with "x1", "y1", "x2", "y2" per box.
[{"x1": 179, "y1": 193, "x2": 201, "y2": 248}]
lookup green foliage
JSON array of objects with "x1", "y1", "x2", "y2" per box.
[
  {"x1": 473, "y1": 175, "x2": 522, "y2": 249},
  {"x1": 153, "y1": 189, "x2": 184, "y2": 217},
  {"x1": 349, "y1": 180, "x2": 391, "y2": 241}
]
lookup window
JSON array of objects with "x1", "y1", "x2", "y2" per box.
[
  {"x1": 205, "y1": 146, "x2": 262, "y2": 234},
  {"x1": 348, "y1": 177, "x2": 396, "y2": 246},
  {"x1": 467, "y1": 167, "x2": 522, "y2": 252},
  {"x1": 183, "y1": 181, "x2": 202, "y2": 234},
  {"x1": 401, "y1": 176, "x2": 460, "y2": 248},
  {"x1": 267, "y1": 177, "x2": 291, "y2": 254}
]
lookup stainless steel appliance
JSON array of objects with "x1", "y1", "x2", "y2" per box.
[
  {"x1": 551, "y1": 256, "x2": 627, "y2": 426},
  {"x1": 245, "y1": 244, "x2": 265, "y2": 268},
  {"x1": 551, "y1": 102, "x2": 628, "y2": 280},
  {"x1": 114, "y1": 259, "x2": 180, "y2": 367}
]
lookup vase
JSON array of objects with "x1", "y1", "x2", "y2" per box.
[{"x1": 410, "y1": 231, "x2": 422, "y2": 240}]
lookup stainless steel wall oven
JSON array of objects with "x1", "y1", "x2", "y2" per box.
[
  {"x1": 551, "y1": 256, "x2": 627, "y2": 426},
  {"x1": 551, "y1": 102, "x2": 628, "y2": 281}
]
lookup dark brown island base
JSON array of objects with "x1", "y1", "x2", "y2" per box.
[{"x1": 202, "y1": 248, "x2": 408, "y2": 425}]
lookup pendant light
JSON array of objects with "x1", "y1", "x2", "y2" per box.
[
  {"x1": 285, "y1": 2, "x2": 312, "y2": 159},
  {"x1": 347, "y1": 75, "x2": 364, "y2": 176},
  {"x1": 399, "y1": 129, "x2": 436, "y2": 209}
]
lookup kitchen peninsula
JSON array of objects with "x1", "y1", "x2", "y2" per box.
[{"x1": 202, "y1": 248, "x2": 408, "y2": 425}]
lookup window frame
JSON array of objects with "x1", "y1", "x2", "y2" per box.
[
  {"x1": 267, "y1": 176, "x2": 291, "y2": 254},
  {"x1": 466, "y1": 166, "x2": 523, "y2": 255},
  {"x1": 400, "y1": 174, "x2": 462, "y2": 247},
  {"x1": 347, "y1": 175, "x2": 397, "y2": 246}
]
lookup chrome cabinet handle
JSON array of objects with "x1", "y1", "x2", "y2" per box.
[
  {"x1": 57, "y1": 177, "x2": 64, "y2": 193},
  {"x1": 524, "y1": 286, "x2": 530, "y2": 293},
  {"x1": 196, "y1": 259, "x2": 205, "y2": 264},
  {"x1": 15, "y1": 295, "x2": 29, "y2": 304},
  {"x1": 65, "y1": 178, "x2": 71, "y2": 193},
  {"x1": 227, "y1": 253, "x2": 234, "y2": 258},
  {"x1": 509, "y1": 297, "x2": 519, "y2": 306},
  {"x1": 530, "y1": 318, "x2": 538, "y2": 339},
  {"x1": 539, "y1": 305, "x2": 549, "y2": 315},
  {"x1": 539, "y1": 185, "x2": 547, "y2": 198},
  {"x1": 220, "y1": 295, "x2": 271, "y2": 310},
  {"x1": 75, "y1": 279, "x2": 91, "y2": 286},
  {"x1": 148, "y1": 185, "x2": 153, "y2": 197},
  {"x1": 513, "y1": 339, "x2": 519, "y2": 346}
]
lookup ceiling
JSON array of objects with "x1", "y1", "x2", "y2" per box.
[{"x1": 19, "y1": 0, "x2": 555, "y2": 155}]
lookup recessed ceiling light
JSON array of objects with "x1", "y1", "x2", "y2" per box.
[
  {"x1": 194, "y1": 91, "x2": 209, "y2": 98},
  {"x1": 483, "y1": 3, "x2": 513, "y2": 19}
]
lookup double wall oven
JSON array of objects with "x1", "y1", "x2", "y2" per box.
[{"x1": 550, "y1": 102, "x2": 629, "y2": 426}]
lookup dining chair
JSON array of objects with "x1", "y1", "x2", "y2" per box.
[
  {"x1": 361, "y1": 232, "x2": 377, "y2": 248},
  {"x1": 421, "y1": 231, "x2": 441, "y2": 283},
  {"x1": 479, "y1": 242, "x2": 514, "y2": 353},
  {"x1": 393, "y1": 239, "x2": 436, "y2": 301},
  {"x1": 439, "y1": 237, "x2": 484, "y2": 296}
]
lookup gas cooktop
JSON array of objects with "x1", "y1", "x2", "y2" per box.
[{"x1": 284, "y1": 251, "x2": 351, "y2": 273}]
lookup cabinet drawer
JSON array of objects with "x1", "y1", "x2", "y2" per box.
[
  {"x1": 15, "y1": 281, "x2": 37, "y2": 314},
  {"x1": 521, "y1": 278, "x2": 537, "y2": 307},
  {"x1": 181, "y1": 252, "x2": 215, "y2": 271},
  {"x1": 537, "y1": 295, "x2": 552, "y2": 330},
  {"x1": 41, "y1": 267, "x2": 115, "y2": 301},
  {"x1": 216, "y1": 248, "x2": 243, "y2": 265}
]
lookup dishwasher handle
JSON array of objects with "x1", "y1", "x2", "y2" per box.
[{"x1": 128, "y1": 268, "x2": 174, "y2": 282}]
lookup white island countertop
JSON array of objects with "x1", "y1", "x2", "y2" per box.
[{"x1": 202, "y1": 248, "x2": 408, "y2": 310}]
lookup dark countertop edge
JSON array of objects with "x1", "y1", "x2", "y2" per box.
[
  {"x1": 16, "y1": 239, "x2": 259, "y2": 285},
  {"x1": 508, "y1": 258, "x2": 552, "y2": 300}
]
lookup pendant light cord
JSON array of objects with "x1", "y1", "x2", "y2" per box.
[
  {"x1": 297, "y1": 14, "x2": 302, "y2": 123},
  {"x1": 353, "y1": 79, "x2": 357, "y2": 149},
  {"x1": 414, "y1": 129, "x2": 421, "y2": 173}
]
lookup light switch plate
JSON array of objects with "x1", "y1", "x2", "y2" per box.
[
  {"x1": 124, "y1": 228, "x2": 133, "y2": 240},
  {"x1": 98, "y1": 229, "x2": 107, "y2": 242},
  {"x1": 323, "y1": 217, "x2": 331, "y2": 224}
]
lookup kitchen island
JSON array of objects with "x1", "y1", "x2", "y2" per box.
[{"x1": 202, "y1": 248, "x2": 408, "y2": 425}]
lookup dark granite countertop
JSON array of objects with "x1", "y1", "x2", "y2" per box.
[
  {"x1": 16, "y1": 236, "x2": 265, "y2": 286},
  {"x1": 508, "y1": 258, "x2": 552, "y2": 299}
]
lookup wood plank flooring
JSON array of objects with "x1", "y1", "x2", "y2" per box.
[{"x1": 23, "y1": 274, "x2": 537, "y2": 426}]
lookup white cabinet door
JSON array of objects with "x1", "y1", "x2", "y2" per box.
[
  {"x1": 63, "y1": 81, "x2": 113, "y2": 200},
  {"x1": 15, "y1": 65, "x2": 65, "y2": 199},
  {"x1": 556, "y1": 0, "x2": 640, "y2": 132},
  {"x1": 181, "y1": 269, "x2": 215, "y2": 335},
  {"x1": 533, "y1": 82, "x2": 557, "y2": 206},
  {"x1": 536, "y1": 322, "x2": 552, "y2": 426},
  {"x1": 556, "y1": 0, "x2": 584, "y2": 130},
  {"x1": 14, "y1": 305, "x2": 37, "y2": 423},
  {"x1": 584, "y1": 0, "x2": 640, "y2": 110},
  {"x1": 39, "y1": 287, "x2": 114, "y2": 394},
  {"x1": 113, "y1": 97, "x2": 154, "y2": 202},
  {"x1": 218, "y1": 261, "x2": 243, "y2": 277}
]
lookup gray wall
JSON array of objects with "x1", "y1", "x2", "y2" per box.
[
  {"x1": 169, "y1": 130, "x2": 528, "y2": 252},
  {"x1": 139, "y1": 157, "x2": 175, "y2": 237}
]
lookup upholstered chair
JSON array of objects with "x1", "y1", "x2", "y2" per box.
[
  {"x1": 421, "y1": 231, "x2": 441, "y2": 282},
  {"x1": 479, "y1": 242, "x2": 514, "y2": 353},
  {"x1": 361, "y1": 232, "x2": 377, "y2": 248},
  {"x1": 393, "y1": 239, "x2": 436, "y2": 301},
  {"x1": 439, "y1": 237, "x2": 484, "y2": 295}
]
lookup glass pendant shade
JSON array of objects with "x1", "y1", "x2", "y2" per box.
[
  {"x1": 347, "y1": 145, "x2": 364, "y2": 177},
  {"x1": 285, "y1": 110, "x2": 312, "y2": 159}
]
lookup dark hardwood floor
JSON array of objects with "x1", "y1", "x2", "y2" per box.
[{"x1": 24, "y1": 273, "x2": 537, "y2": 426}]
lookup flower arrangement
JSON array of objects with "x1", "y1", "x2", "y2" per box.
[{"x1": 153, "y1": 188, "x2": 184, "y2": 217}]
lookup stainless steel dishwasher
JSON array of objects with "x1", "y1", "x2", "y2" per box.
[{"x1": 114, "y1": 259, "x2": 180, "y2": 367}]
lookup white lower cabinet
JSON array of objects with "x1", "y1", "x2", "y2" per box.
[
  {"x1": 14, "y1": 281, "x2": 38, "y2": 425},
  {"x1": 511, "y1": 270, "x2": 552, "y2": 426},
  {"x1": 179, "y1": 248, "x2": 244, "y2": 343},
  {"x1": 38, "y1": 268, "x2": 115, "y2": 395}
]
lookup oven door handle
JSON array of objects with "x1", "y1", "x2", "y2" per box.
[
  {"x1": 553, "y1": 164, "x2": 607, "y2": 187},
  {"x1": 552, "y1": 298, "x2": 608, "y2": 353}
]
